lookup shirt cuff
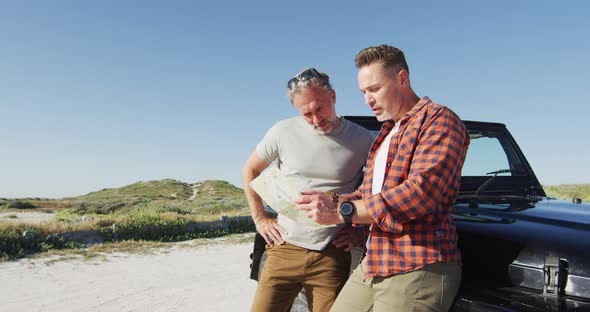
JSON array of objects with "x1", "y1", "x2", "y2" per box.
[
  {"x1": 339, "y1": 192, "x2": 361, "y2": 201},
  {"x1": 362, "y1": 193, "x2": 403, "y2": 233}
]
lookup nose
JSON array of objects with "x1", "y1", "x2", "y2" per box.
[
  {"x1": 312, "y1": 114, "x2": 321, "y2": 125},
  {"x1": 364, "y1": 93, "x2": 375, "y2": 106}
]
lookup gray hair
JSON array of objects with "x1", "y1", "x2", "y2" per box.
[{"x1": 287, "y1": 68, "x2": 334, "y2": 103}]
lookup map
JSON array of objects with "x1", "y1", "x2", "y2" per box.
[{"x1": 249, "y1": 166, "x2": 330, "y2": 228}]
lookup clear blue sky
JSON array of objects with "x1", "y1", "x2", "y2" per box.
[{"x1": 2, "y1": 1, "x2": 589, "y2": 198}]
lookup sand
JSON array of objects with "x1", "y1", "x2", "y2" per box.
[
  {"x1": 0, "y1": 234, "x2": 258, "y2": 312},
  {"x1": 0, "y1": 211, "x2": 55, "y2": 224}
]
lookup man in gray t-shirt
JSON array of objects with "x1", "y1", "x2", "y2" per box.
[{"x1": 242, "y1": 68, "x2": 374, "y2": 312}]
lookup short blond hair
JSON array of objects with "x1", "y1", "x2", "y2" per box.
[{"x1": 355, "y1": 44, "x2": 409, "y2": 74}]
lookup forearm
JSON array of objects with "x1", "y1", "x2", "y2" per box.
[
  {"x1": 368, "y1": 175, "x2": 439, "y2": 223},
  {"x1": 241, "y1": 152, "x2": 272, "y2": 223},
  {"x1": 242, "y1": 170, "x2": 267, "y2": 222},
  {"x1": 245, "y1": 189, "x2": 266, "y2": 222}
]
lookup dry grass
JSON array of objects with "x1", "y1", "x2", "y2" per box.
[
  {"x1": 544, "y1": 183, "x2": 590, "y2": 202},
  {"x1": 0, "y1": 219, "x2": 96, "y2": 235},
  {"x1": 25, "y1": 233, "x2": 255, "y2": 265},
  {"x1": 0, "y1": 209, "x2": 250, "y2": 235}
]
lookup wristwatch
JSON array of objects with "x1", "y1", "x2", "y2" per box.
[{"x1": 339, "y1": 201, "x2": 355, "y2": 224}]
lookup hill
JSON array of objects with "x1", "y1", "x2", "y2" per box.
[
  {"x1": 78, "y1": 179, "x2": 193, "y2": 201},
  {"x1": 0, "y1": 180, "x2": 251, "y2": 261},
  {"x1": 0, "y1": 179, "x2": 249, "y2": 219}
]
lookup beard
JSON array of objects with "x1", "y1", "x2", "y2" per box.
[{"x1": 313, "y1": 117, "x2": 339, "y2": 134}]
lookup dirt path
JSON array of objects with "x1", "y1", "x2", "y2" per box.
[
  {"x1": 0, "y1": 235, "x2": 258, "y2": 312},
  {"x1": 0, "y1": 211, "x2": 54, "y2": 223},
  {"x1": 189, "y1": 183, "x2": 199, "y2": 200}
]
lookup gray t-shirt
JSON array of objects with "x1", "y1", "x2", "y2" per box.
[{"x1": 256, "y1": 116, "x2": 375, "y2": 250}]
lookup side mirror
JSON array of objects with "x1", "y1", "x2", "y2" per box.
[{"x1": 572, "y1": 197, "x2": 582, "y2": 204}]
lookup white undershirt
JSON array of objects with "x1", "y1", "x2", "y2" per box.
[
  {"x1": 372, "y1": 121, "x2": 400, "y2": 194},
  {"x1": 368, "y1": 121, "x2": 400, "y2": 248}
]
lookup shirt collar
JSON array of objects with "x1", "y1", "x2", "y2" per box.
[{"x1": 384, "y1": 96, "x2": 432, "y2": 128}]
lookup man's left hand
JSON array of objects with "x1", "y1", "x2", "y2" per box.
[{"x1": 332, "y1": 226, "x2": 364, "y2": 252}]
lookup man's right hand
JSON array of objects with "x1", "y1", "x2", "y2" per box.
[
  {"x1": 254, "y1": 216, "x2": 286, "y2": 246},
  {"x1": 243, "y1": 151, "x2": 287, "y2": 246}
]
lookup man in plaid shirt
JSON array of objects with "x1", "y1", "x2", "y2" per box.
[{"x1": 296, "y1": 44, "x2": 470, "y2": 311}]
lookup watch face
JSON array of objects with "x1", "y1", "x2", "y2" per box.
[{"x1": 340, "y1": 202, "x2": 354, "y2": 216}]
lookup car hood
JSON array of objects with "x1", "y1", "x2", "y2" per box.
[
  {"x1": 453, "y1": 197, "x2": 590, "y2": 252},
  {"x1": 515, "y1": 198, "x2": 590, "y2": 225}
]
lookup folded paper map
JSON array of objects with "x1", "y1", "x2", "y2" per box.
[{"x1": 249, "y1": 166, "x2": 330, "y2": 228}]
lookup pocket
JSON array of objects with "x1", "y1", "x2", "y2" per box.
[{"x1": 396, "y1": 125, "x2": 420, "y2": 155}]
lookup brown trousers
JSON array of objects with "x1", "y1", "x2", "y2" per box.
[{"x1": 251, "y1": 242, "x2": 351, "y2": 312}]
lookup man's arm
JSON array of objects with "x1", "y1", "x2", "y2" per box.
[
  {"x1": 296, "y1": 190, "x2": 374, "y2": 225},
  {"x1": 359, "y1": 108, "x2": 468, "y2": 232},
  {"x1": 242, "y1": 151, "x2": 286, "y2": 245},
  {"x1": 296, "y1": 107, "x2": 468, "y2": 231}
]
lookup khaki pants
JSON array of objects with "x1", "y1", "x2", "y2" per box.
[
  {"x1": 330, "y1": 259, "x2": 461, "y2": 312},
  {"x1": 251, "y1": 242, "x2": 351, "y2": 312}
]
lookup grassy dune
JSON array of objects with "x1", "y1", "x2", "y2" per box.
[
  {"x1": 544, "y1": 183, "x2": 590, "y2": 202},
  {"x1": 0, "y1": 179, "x2": 251, "y2": 260},
  {"x1": 0, "y1": 179, "x2": 249, "y2": 231}
]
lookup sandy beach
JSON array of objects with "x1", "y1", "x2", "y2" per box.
[{"x1": 0, "y1": 234, "x2": 258, "y2": 312}]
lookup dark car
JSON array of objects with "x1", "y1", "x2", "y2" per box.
[{"x1": 250, "y1": 116, "x2": 590, "y2": 311}]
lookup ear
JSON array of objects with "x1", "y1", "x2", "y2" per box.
[
  {"x1": 331, "y1": 89, "x2": 336, "y2": 105},
  {"x1": 398, "y1": 69, "x2": 410, "y2": 86}
]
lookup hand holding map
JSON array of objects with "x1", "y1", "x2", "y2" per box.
[{"x1": 249, "y1": 166, "x2": 330, "y2": 228}]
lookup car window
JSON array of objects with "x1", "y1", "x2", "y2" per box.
[
  {"x1": 462, "y1": 135, "x2": 509, "y2": 176},
  {"x1": 462, "y1": 130, "x2": 526, "y2": 177}
]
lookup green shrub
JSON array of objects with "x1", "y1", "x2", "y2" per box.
[
  {"x1": 99, "y1": 214, "x2": 253, "y2": 242},
  {"x1": 0, "y1": 214, "x2": 255, "y2": 260},
  {"x1": 102, "y1": 218, "x2": 191, "y2": 242},
  {"x1": 0, "y1": 230, "x2": 83, "y2": 261},
  {"x1": 7, "y1": 200, "x2": 36, "y2": 209}
]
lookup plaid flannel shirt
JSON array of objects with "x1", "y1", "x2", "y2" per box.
[{"x1": 346, "y1": 97, "x2": 469, "y2": 278}]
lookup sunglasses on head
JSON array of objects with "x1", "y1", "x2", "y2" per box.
[{"x1": 287, "y1": 68, "x2": 324, "y2": 90}]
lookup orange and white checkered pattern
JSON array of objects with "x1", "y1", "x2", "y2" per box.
[{"x1": 346, "y1": 97, "x2": 469, "y2": 279}]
